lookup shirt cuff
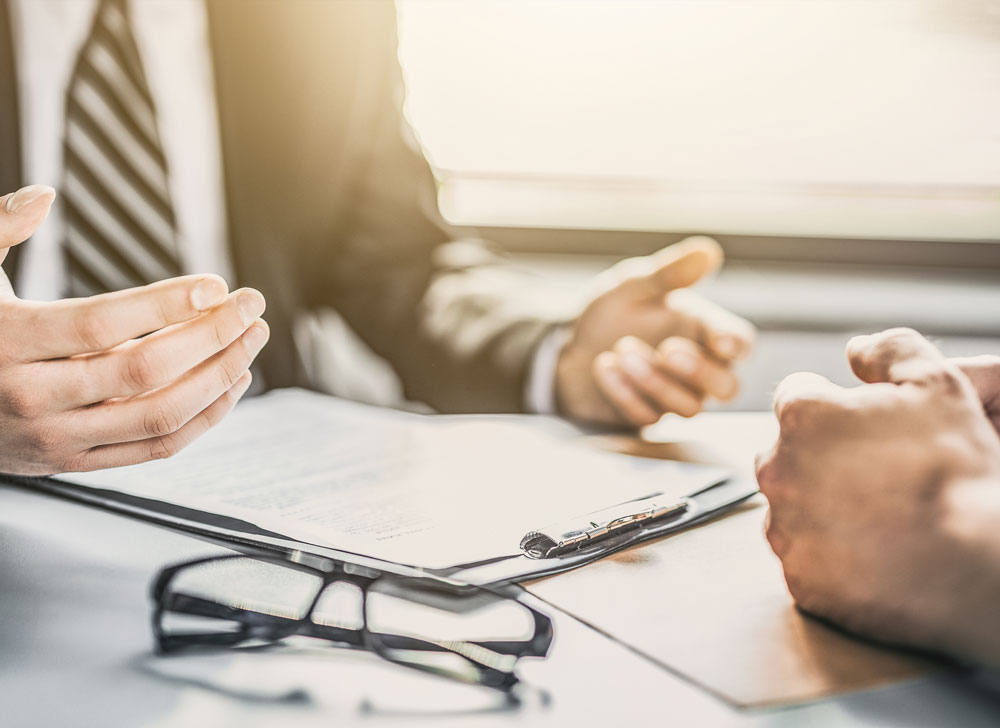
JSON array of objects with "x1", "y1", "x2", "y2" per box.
[{"x1": 524, "y1": 325, "x2": 572, "y2": 414}]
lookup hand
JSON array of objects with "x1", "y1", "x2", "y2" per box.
[
  {"x1": 0, "y1": 186, "x2": 270, "y2": 475},
  {"x1": 555, "y1": 236, "x2": 755, "y2": 426},
  {"x1": 756, "y1": 328, "x2": 1000, "y2": 665}
]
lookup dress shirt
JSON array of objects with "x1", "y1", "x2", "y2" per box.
[
  {"x1": 10, "y1": 0, "x2": 231, "y2": 301},
  {"x1": 8, "y1": 0, "x2": 560, "y2": 413}
]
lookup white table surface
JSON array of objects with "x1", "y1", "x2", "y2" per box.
[{"x1": 2, "y1": 412, "x2": 999, "y2": 727}]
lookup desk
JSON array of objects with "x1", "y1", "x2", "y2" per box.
[{"x1": 2, "y1": 412, "x2": 999, "y2": 727}]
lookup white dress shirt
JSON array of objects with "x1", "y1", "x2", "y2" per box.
[
  {"x1": 10, "y1": 0, "x2": 231, "y2": 301},
  {"x1": 8, "y1": 0, "x2": 559, "y2": 412}
]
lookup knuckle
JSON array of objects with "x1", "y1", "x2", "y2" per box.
[
  {"x1": 25, "y1": 424, "x2": 64, "y2": 456},
  {"x1": 614, "y1": 335, "x2": 645, "y2": 354},
  {"x1": 755, "y1": 450, "x2": 779, "y2": 492},
  {"x1": 73, "y1": 309, "x2": 111, "y2": 351},
  {"x1": 777, "y1": 396, "x2": 821, "y2": 433},
  {"x1": 218, "y1": 357, "x2": 244, "y2": 390},
  {"x1": 143, "y1": 402, "x2": 185, "y2": 437},
  {"x1": 210, "y1": 317, "x2": 229, "y2": 350},
  {"x1": 122, "y1": 347, "x2": 162, "y2": 391},
  {"x1": 855, "y1": 327, "x2": 920, "y2": 363},
  {"x1": 60, "y1": 452, "x2": 87, "y2": 473},
  {"x1": 59, "y1": 445, "x2": 98, "y2": 473},
  {"x1": 3, "y1": 387, "x2": 43, "y2": 419},
  {"x1": 923, "y1": 365, "x2": 964, "y2": 396},
  {"x1": 593, "y1": 351, "x2": 617, "y2": 377},
  {"x1": 147, "y1": 436, "x2": 179, "y2": 461},
  {"x1": 783, "y1": 569, "x2": 808, "y2": 602},
  {"x1": 764, "y1": 520, "x2": 789, "y2": 557},
  {"x1": 880, "y1": 326, "x2": 921, "y2": 343},
  {"x1": 782, "y1": 566, "x2": 825, "y2": 612},
  {"x1": 154, "y1": 293, "x2": 173, "y2": 329}
]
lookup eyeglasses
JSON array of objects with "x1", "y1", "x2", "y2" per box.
[{"x1": 150, "y1": 553, "x2": 553, "y2": 692}]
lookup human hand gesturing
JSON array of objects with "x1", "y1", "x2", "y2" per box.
[
  {"x1": 555, "y1": 236, "x2": 755, "y2": 427},
  {"x1": 0, "y1": 186, "x2": 269, "y2": 475}
]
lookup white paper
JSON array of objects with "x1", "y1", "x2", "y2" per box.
[{"x1": 60, "y1": 389, "x2": 724, "y2": 569}]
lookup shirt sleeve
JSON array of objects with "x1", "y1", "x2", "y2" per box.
[{"x1": 524, "y1": 324, "x2": 572, "y2": 414}]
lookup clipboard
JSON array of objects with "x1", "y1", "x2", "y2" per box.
[
  {"x1": 2, "y1": 388, "x2": 757, "y2": 588},
  {"x1": 447, "y1": 476, "x2": 757, "y2": 585},
  {"x1": 4, "y1": 471, "x2": 757, "y2": 588}
]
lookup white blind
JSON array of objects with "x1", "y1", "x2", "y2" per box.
[{"x1": 397, "y1": 0, "x2": 1000, "y2": 241}]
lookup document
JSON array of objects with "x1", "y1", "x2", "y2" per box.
[{"x1": 58, "y1": 389, "x2": 727, "y2": 569}]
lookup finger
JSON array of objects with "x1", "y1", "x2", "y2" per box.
[
  {"x1": 847, "y1": 328, "x2": 958, "y2": 389},
  {"x1": 0, "y1": 185, "x2": 56, "y2": 263},
  {"x1": 74, "y1": 321, "x2": 268, "y2": 446},
  {"x1": 67, "y1": 372, "x2": 252, "y2": 472},
  {"x1": 18, "y1": 274, "x2": 233, "y2": 361},
  {"x1": 611, "y1": 236, "x2": 724, "y2": 301},
  {"x1": 655, "y1": 336, "x2": 740, "y2": 401},
  {"x1": 593, "y1": 351, "x2": 662, "y2": 426},
  {"x1": 53, "y1": 288, "x2": 266, "y2": 407},
  {"x1": 664, "y1": 288, "x2": 756, "y2": 362},
  {"x1": 754, "y1": 446, "x2": 777, "y2": 489},
  {"x1": 952, "y1": 355, "x2": 1000, "y2": 407},
  {"x1": 620, "y1": 288, "x2": 753, "y2": 362},
  {"x1": 772, "y1": 371, "x2": 847, "y2": 426},
  {"x1": 613, "y1": 337, "x2": 704, "y2": 417}
]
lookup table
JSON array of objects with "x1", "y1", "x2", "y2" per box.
[{"x1": 2, "y1": 412, "x2": 999, "y2": 727}]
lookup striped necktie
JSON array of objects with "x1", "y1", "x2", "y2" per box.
[{"x1": 62, "y1": 0, "x2": 182, "y2": 297}]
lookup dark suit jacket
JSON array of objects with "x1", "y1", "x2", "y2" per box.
[{"x1": 0, "y1": 0, "x2": 557, "y2": 413}]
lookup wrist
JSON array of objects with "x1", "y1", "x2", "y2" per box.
[{"x1": 553, "y1": 340, "x2": 588, "y2": 419}]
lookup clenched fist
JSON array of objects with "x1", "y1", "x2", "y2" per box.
[{"x1": 756, "y1": 328, "x2": 1000, "y2": 666}]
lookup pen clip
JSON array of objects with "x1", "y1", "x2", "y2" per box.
[{"x1": 520, "y1": 494, "x2": 692, "y2": 559}]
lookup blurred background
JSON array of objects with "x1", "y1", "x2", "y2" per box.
[{"x1": 309, "y1": 0, "x2": 1000, "y2": 412}]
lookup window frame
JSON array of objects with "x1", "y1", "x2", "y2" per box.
[{"x1": 473, "y1": 226, "x2": 1000, "y2": 273}]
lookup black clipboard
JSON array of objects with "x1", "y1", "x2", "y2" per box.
[{"x1": 4, "y1": 471, "x2": 757, "y2": 589}]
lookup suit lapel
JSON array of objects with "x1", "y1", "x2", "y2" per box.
[
  {"x1": 0, "y1": 0, "x2": 25, "y2": 288},
  {"x1": 205, "y1": 0, "x2": 312, "y2": 389},
  {"x1": 204, "y1": 1, "x2": 374, "y2": 389}
]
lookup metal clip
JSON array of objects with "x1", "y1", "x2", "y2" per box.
[{"x1": 520, "y1": 495, "x2": 692, "y2": 559}]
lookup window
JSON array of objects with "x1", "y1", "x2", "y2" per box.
[{"x1": 397, "y1": 0, "x2": 1000, "y2": 244}]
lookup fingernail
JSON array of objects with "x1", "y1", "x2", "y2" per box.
[
  {"x1": 190, "y1": 276, "x2": 228, "y2": 311},
  {"x1": 714, "y1": 336, "x2": 740, "y2": 360},
  {"x1": 5, "y1": 184, "x2": 53, "y2": 214},
  {"x1": 620, "y1": 351, "x2": 653, "y2": 380},
  {"x1": 666, "y1": 349, "x2": 697, "y2": 377},
  {"x1": 237, "y1": 290, "x2": 265, "y2": 326},
  {"x1": 243, "y1": 321, "x2": 269, "y2": 354}
]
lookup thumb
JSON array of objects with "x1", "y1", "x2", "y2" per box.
[
  {"x1": 847, "y1": 328, "x2": 954, "y2": 386},
  {"x1": 0, "y1": 185, "x2": 56, "y2": 265},
  {"x1": 635, "y1": 235, "x2": 724, "y2": 298}
]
